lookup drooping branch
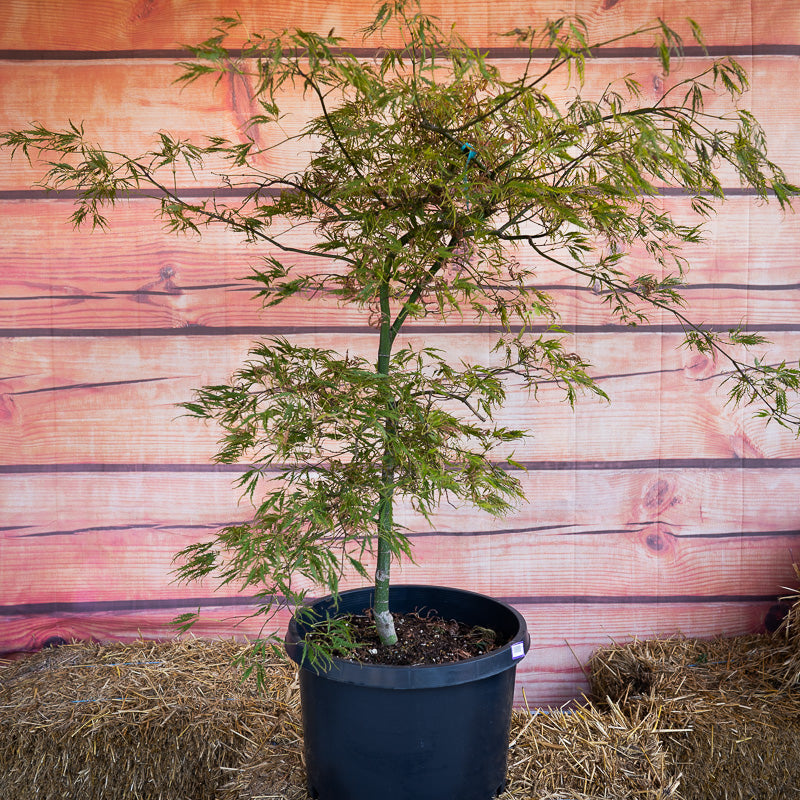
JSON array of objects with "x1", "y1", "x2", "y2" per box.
[
  {"x1": 517, "y1": 237, "x2": 800, "y2": 428},
  {"x1": 131, "y1": 162, "x2": 359, "y2": 264}
]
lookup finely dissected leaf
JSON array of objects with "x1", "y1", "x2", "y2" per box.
[{"x1": 3, "y1": 0, "x2": 799, "y2": 657}]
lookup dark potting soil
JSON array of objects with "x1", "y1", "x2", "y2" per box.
[{"x1": 331, "y1": 610, "x2": 505, "y2": 666}]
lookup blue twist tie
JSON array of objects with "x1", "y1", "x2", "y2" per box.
[
  {"x1": 461, "y1": 142, "x2": 476, "y2": 165},
  {"x1": 461, "y1": 143, "x2": 476, "y2": 210}
]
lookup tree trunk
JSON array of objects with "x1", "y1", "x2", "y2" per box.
[{"x1": 374, "y1": 280, "x2": 398, "y2": 645}]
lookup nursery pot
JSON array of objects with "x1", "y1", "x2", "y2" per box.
[{"x1": 284, "y1": 584, "x2": 530, "y2": 800}]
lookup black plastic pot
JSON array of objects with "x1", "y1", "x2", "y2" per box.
[{"x1": 284, "y1": 584, "x2": 530, "y2": 800}]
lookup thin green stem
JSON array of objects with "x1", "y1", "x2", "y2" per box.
[{"x1": 374, "y1": 275, "x2": 398, "y2": 645}]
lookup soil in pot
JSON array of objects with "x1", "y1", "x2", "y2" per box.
[{"x1": 310, "y1": 609, "x2": 506, "y2": 666}]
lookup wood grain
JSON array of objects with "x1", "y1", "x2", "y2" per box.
[
  {"x1": 3, "y1": 469, "x2": 799, "y2": 606},
  {"x1": 0, "y1": 600, "x2": 780, "y2": 706},
  {"x1": 2, "y1": 197, "x2": 800, "y2": 332},
  {"x1": 1, "y1": 0, "x2": 798, "y2": 52},
  {"x1": 3, "y1": 332, "x2": 800, "y2": 464},
  {"x1": 4, "y1": 266, "x2": 799, "y2": 331},
  {"x1": 3, "y1": 520, "x2": 797, "y2": 605},
  {"x1": 2, "y1": 56, "x2": 798, "y2": 192}
]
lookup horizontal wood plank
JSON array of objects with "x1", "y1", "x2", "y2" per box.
[
  {"x1": 6, "y1": 467, "x2": 800, "y2": 540},
  {"x1": 2, "y1": 194, "x2": 799, "y2": 286},
  {"x1": 4, "y1": 274, "x2": 800, "y2": 331},
  {"x1": 2, "y1": 332, "x2": 800, "y2": 464},
  {"x1": 0, "y1": 600, "x2": 779, "y2": 706},
  {"x1": 2, "y1": 522, "x2": 797, "y2": 607},
  {"x1": 2, "y1": 197, "x2": 800, "y2": 332},
  {"x1": 2, "y1": 469, "x2": 799, "y2": 607},
  {"x1": 1, "y1": 0, "x2": 797, "y2": 52},
  {"x1": 2, "y1": 56, "x2": 798, "y2": 192}
]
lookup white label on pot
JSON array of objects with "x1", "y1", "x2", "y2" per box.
[{"x1": 511, "y1": 642, "x2": 525, "y2": 659}]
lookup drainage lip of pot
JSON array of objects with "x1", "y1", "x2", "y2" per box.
[{"x1": 284, "y1": 584, "x2": 530, "y2": 690}]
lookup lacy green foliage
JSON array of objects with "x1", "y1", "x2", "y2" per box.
[
  {"x1": 187, "y1": 340, "x2": 527, "y2": 517},
  {"x1": 3, "y1": 1, "x2": 799, "y2": 651},
  {"x1": 177, "y1": 339, "x2": 528, "y2": 611}
]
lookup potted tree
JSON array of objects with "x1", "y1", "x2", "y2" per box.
[{"x1": 3, "y1": 2, "x2": 798, "y2": 798}]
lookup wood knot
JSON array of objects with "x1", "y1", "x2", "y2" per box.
[
  {"x1": 645, "y1": 531, "x2": 668, "y2": 551},
  {"x1": 131, "y1": 0, "x2": 158, "y2": 22},
  {"x1": 643, "y1": 478, "x2": 679, "y2": 513},
  {"x1": 600, "y1": 0, "x2": 623, "y2": 9},
  {"x1": 134, "y1": 265, "x2": 183, "y2": 303},
  {"x1": 0, "y1": 392, "x2": 15, "y2": 421},
  {"x1": 639, "y1": 524, "x2": 676, "y2": 556},
  {"x1": 682, "y1": 349, "x2": 717, "y2": 381}
]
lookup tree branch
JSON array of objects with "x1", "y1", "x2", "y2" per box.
[{"x1": 515, "y1": 237, "x2": 800, "y2": 426}]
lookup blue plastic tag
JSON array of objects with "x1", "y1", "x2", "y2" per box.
[{"x1": 511, "y1": 642, "x2": 525, "y2": 660}]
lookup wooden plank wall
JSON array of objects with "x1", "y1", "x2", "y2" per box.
[{"x1": 2, "y1": 0, "x2": 800, "y2": 706}]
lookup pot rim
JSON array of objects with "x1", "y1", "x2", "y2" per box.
[{"x1": 284, "y1": 584, "x2": 530, "y2": 689}]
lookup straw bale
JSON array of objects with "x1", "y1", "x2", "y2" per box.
[
  {"x1": 6, "y1": 623, "x2": 800, "y2": 800},
  {"x1": 777, "y1": 565, "x2": 800, "y2": 686},
  {"x1": 589, "y1": 634, "x2": 796, "y2": 702},
  {"x1": 498, "y1": 701, "x2": 680, "y2": 800},
  {"x1": 214, "y1": 662, "x2": 306, "y2": 800},
  {"x1": 589, "y1": 632, "x2": 800, "y2": 800},
  {"x1": 0, "y1": 637, "x2": 296, "y2": 800}
]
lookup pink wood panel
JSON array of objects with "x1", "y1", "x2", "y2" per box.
[
  {"x1": 3, "y1": 469, "x2": 799, "y2": 608},
  {"x1": 1, "y1": 0, "x2": 799, "y2": 708},
  {"x1": 0, "y1": 331, "x2": 798, "y2": 464},
  {"x1": 2, "y1": 55, "x2": 799, "y2": 192},
  {"x1": 11, "y1": 522, "x2": 798, "y2": 607},
  {"x1": 3, "y1": 332, "x2": 800, "y2": 465},
  {"x1": 0, "y1": 601, "x2": 780, "y2": 706},
  {"x1": 3, "y1": 266, "x2": 799, "y2": 331},
  {"x1": 0, "y1": 332, "x2": 798, "y2": 464},
  {"x1": 2, "y1": 0, "x2": 798, "y2": 51},
  {"x1": 2, "y1": 273, "x2": 795, "y2": 331},
  {"x1": 1, "y1": 193, "x2": 799, "y2": 287},
  {"x1": 2, "y1": 196, "x2": 800, "y2": 332}
]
